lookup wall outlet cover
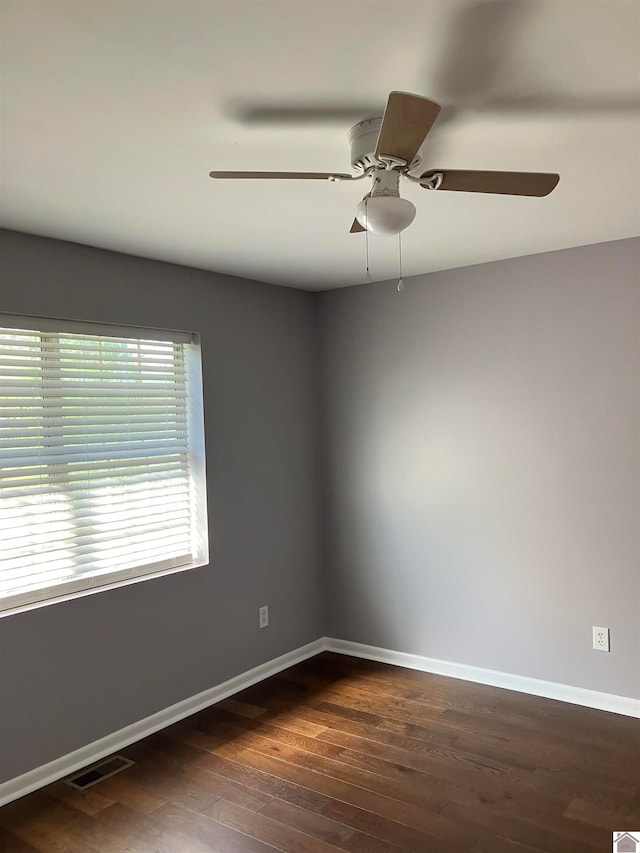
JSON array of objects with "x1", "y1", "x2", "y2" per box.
[
  {"x1": 593, "y1": 626, "x2": 610, "y2": 652},
  {"x1": 259, "y1": 605, "x2": 269, "y2": 629}
]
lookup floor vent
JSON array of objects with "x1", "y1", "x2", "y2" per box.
[{"x1": 64, "y1": 755, "x2": 134, "y2": 790}]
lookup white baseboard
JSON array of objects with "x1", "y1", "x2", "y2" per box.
[
  {"x1": 324, "y1": 637, "x2": 640, "y2": 719},
  {"x1": 3, "y1": 635, "x2": 637, "y2": 808},
  {"x1": 0, "y1": 638, "x2": 325, "y2": 808}
]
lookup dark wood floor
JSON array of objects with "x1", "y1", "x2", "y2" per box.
[{"x1": 1, "y1": 652, "x2": 639, "y2": 853}]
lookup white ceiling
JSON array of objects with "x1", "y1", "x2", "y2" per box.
[{"x1": 1, "y1": 0, "x2": 639, "y2": 290}]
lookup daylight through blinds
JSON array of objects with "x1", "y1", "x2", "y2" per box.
[{"x1": 0, "y1": 320, "x2": 207, "y2": 612}]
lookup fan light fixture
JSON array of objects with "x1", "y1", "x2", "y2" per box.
[
  {"x1": 355, "y1": 167, "x2": 416, "y2": 236},
  {"x1": 355, "y1": 195, "x2": 416, "y2": 236}
]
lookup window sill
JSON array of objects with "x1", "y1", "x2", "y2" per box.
[{"x1": 0, "y1": 558, "x2": 210, "y2": 619}]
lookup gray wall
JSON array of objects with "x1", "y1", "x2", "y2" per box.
[
  {"x1": 2, "y1": 230, "x2": 638, "y2": 786},
  {"x1": 318, "y1": 238, "x2": 640, "y2": 699},
  {"x1": 0, "y1": 229, "x2": 324, "y2": 783}
]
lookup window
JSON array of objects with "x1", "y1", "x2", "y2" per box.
[{"x1": 0, "y1": 315, "x2": 208, "y2": 615}]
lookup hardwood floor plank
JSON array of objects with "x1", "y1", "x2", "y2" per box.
[
  {"x1": 183, "y1": 707, "x2": 575, "y2": 840},
  {"x1": 192, "y1": 740, "x2": 478, "y2": 845},
  {"x1": 319, "y1": 798, "x2": 472, "y2": 853},
  {"x1": 182, "y1": 748, "x2": 334, "y2": 813},
  {"x1": 32, "y1": 808, "x2": 128, "y2": 853},
  {"x1": 0, "y1": 827, "x2": 41, "y2": 853},
  {"x1": 90, "y1": 772, "x2": 169, "y2": 815},
  {"x1": 219, "y1": 697, "x2": 270, "y2": 719},
  {"x1": 152, "y1": 801, "x2": 278, "y2": 852},
  {"x1": 180, "y1": 763, "x2": 276, "y2": 812},
  {"x1": 439, "y1": 705, "x2": 638, "y2": 771},
  {"x1": 292, "y1": 710, "x2": 636, "y2": 822},
  {"x1": 218, "y1": 695, "x2": 328, "y2": 737},
  {"x1": 203, "y1": 798, "x2": 344, "y2": 851},
  {"x1": 292, "y1": 691, "x2": 636, "y2": 793},
  {"x1": 0, "y1": 793, "x2": 104, "y2": 853},
  {"x1": 258, "y1": 798, "x2": 354, "y2": 847},
  {"x1": 203, "y1": 702, "x2": 565, "y2": 820},
  {"x1": 116, "y1": 751, "x2": 219, "y2": 813},
  {"x1": 92, "y1": 801, "x2": 215, "y2": 853},
  {"x1": 47, "y1": 781, "x2": 115, "y2": 817},
  {"x1": 563, "y1": 794, "x2": 640, "y2": 829},
  {"x1": 442, "y1": 782, "x2": 613, "y2": 853},
  {"x1": 221, "y1": 732, "x2": 603, "y2": 850},
  {"x1": 1, "y1": 652, "x2": 637, "y2": 853},
  {"x1": 245, "y1": 692, "x2": 527, "y2": 773},
  {"x1": 307, "y1": 653, "x2": 638, "y2": 749},
  {"x1": 258, "y1": 798, "x2": 390, "y2": 851},
  {"x1": 309, "y1": 681, "x2": 611, "y2": 769},
  {"x1": 470, "y1": 830, "x2": 551, "y2": 853}
]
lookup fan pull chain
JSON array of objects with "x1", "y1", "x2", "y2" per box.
[
  {"x1": 363, "y1": 199, "x2": 372, "y2": 284},
  {"x1": 397, "y1": 232, "x2": 405, "y2": 292}
]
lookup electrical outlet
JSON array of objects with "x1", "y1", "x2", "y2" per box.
[
  {"x1": 592, "y1": 626, "x2": 610, "y2": 652},
  {"x1": 259, "y1": 605, "x2": 269, "y2": 629}
]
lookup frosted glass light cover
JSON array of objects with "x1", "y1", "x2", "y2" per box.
[{"x1": 355, "y1": 196, "x2": 416, "y2": 236}]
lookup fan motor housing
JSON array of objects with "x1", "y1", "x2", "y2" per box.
[{"x1": 348, "y1": 117, "x2": 424, "y2": 173}]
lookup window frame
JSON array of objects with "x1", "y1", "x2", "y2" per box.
[{"x1": 0, "y1": 313, "x2": 209, "y2": 617}]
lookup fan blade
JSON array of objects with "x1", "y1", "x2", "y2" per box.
[
  {"x1": 209, "y1": 170, "x2": 351, "y2": 180},
  {"x1": 420, "y1": 169, "x2": 560, "y2": 196},
  {"x1": 434, "y1": 1, "x2": 531, "y2": 102},
  {"x1": 375, "y1": 92, "x2": 441, "y2": 164},
  {"x1": 350, "y1": 217, "x2": 366, "y2": 233}
]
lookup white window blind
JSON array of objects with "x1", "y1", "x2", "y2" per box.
[{"x1": 0, "y1": 316, "x2": 208, "y2": 614}]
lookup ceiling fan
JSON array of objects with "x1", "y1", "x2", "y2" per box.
[{"x1": 209, "y1": 91, "x2": 560, "y2": 237}]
